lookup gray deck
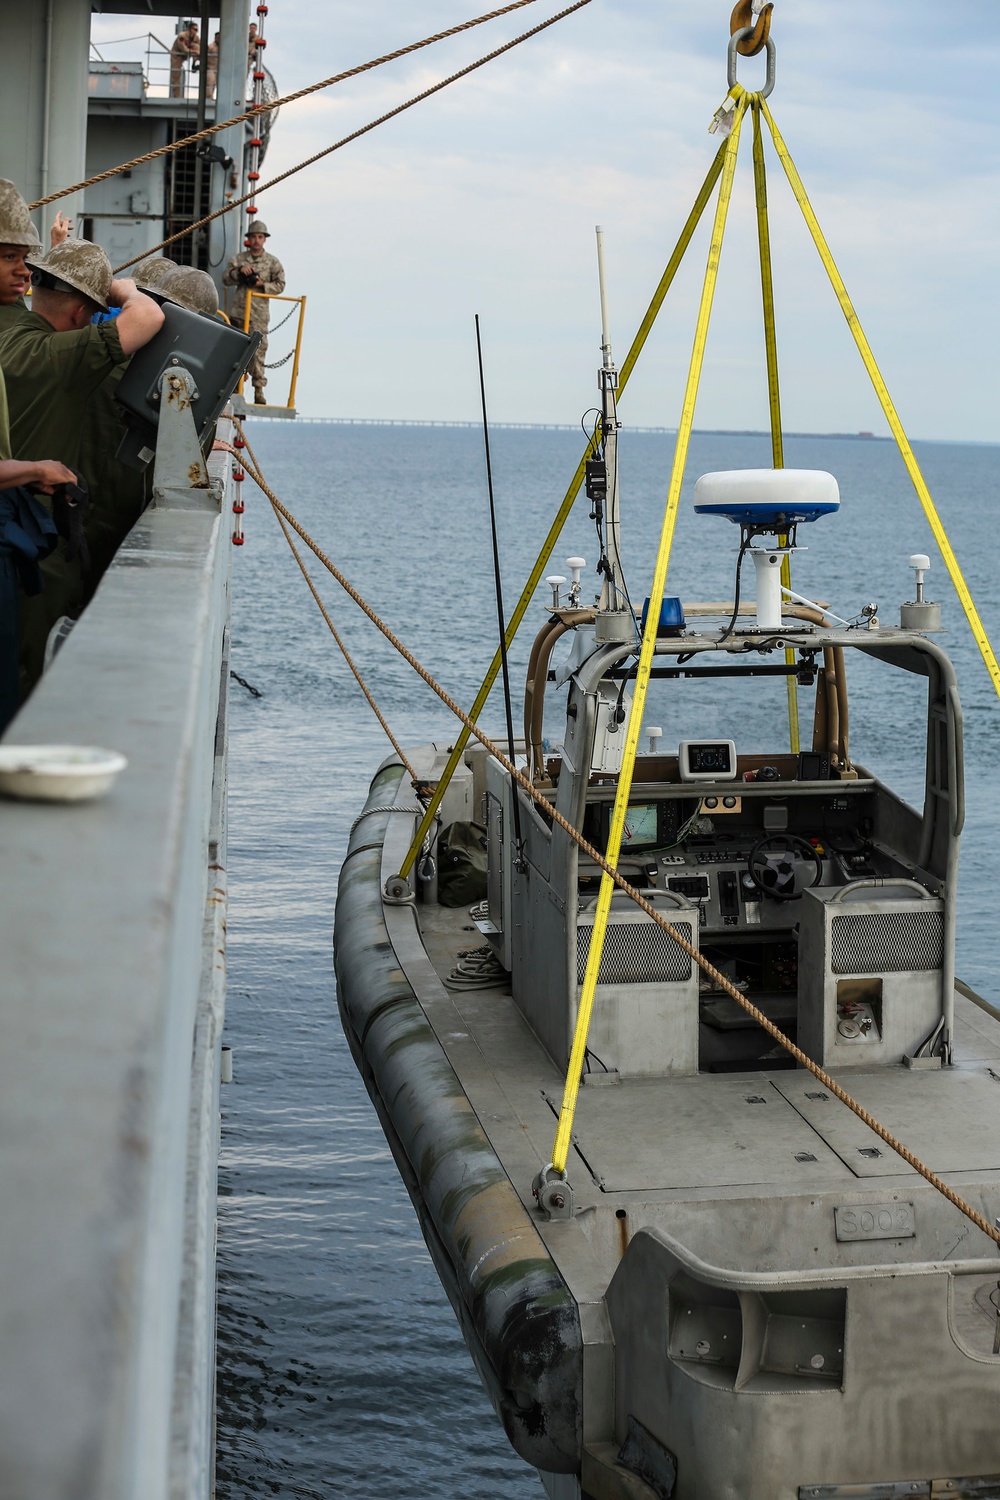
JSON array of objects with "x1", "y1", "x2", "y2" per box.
[{"x1": 414, "y1": 891, "x2": 1000, "y2": 1177}]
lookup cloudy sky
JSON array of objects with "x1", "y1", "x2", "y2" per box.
[{"x1": 92, "y1": 2, "x2": 998, "y2": 439}]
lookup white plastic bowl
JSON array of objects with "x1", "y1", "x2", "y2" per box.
[{"x1": 0, "y1": 744, "x2": 128, "y2": 803}]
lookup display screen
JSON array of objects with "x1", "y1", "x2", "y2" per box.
[
  {"x1": 689, "y1": 743, "x2": 733, "y2": 774},
  {"x1": 622, "y1": 803, "x2": 659, "y2": 848}
]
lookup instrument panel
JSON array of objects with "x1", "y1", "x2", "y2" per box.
[
  {"x1": 653, "y1": 837, "x2": 778, "y2": 930},
  {"x1": 580, "y1": 788, "x2": 889, "y2": 933}
]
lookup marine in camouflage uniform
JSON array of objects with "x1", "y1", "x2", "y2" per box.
[
  {"x1": 222, "y1": 222, "x2": 285, "y2": 403},
  {"x1": 0, "y1": 237, "x2": 164, "y2": 694}
]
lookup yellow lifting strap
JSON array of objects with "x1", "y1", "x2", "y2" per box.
[
  {"x1": 760, "y1": 98, "x2": 1000, "y2": 704},
  {"x1": 397, "y1": 137, "x2": 731, "y2": 881},
  {"x1": 751, "y1": 98, "x2": 799, "y2": 753},
  {"x1": 550, "y1": 95, "x2": 750, "y2": 1176}
]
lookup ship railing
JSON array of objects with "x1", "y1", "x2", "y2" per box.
[
  {"x1": 230, "y1": 289, "x2": 307, "y2": 412},
  {"x1": 0, "y1": 417, "x2": 238, "y2": 1498},
  {"x1": 89, "y1": 35, "x2": 264, "y2": 107}
]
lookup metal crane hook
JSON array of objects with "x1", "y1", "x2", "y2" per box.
[{"x1": 730, "y1": 0, "x2": 773, "y2": 56}]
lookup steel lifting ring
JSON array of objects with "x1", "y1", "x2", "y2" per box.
[{"x1": 728, "y1": 26, "x2": 776, "y2": 99}]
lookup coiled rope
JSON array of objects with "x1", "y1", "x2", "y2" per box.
[
  {"x1": 112, "y1": 0, "x2": 592, "y2": 272},
  {"x1": 233, "y1": 422, "x2": 1000, "y2": 1253},
  {"x1": 28, "y1": 0, "x2": 550, "y2": 210}
]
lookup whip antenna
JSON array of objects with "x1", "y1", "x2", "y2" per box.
[
  {"x1": 591, "y1": 226, "x2": 632, "y2": 643},
  {"x1": 475, "y1": 314, "x2": 525, "y2": 870},
  {"x1": 596, "y1": 224, "x2": 613, "y2": 373}
]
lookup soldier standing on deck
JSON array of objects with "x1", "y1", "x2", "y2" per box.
[
  {"x1": 169, "y1": 19, "x2": 200, "y2": 98},
  {"x1": 222, "y1": 223, "x2": 284, "y2": 405}
]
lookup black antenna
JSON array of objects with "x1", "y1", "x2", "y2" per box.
[{"x1": 475, "y1": 314, "x2": 525, "y2": 871}]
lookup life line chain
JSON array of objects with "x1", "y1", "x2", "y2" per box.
[
  {"x1": 112, "y1": 0, "x2": 592, "y2": 273},
  {"x1": 28, "y1": 0, "x2": 550, "y2": 210},
  {"x1": 264, "y1": 302, "x2": 299, "y2": 335},
  {"x1": 232, "y1": 422, "x2": 1000, "y2": 1254}
]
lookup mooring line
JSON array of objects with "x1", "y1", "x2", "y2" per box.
[
  {"x1": 29, "y1": 0, "x2": 550, "y2": 210},
  {"x1": 218, "y1": 438, "x2": 421, "y2": 785},
  {"x1": 113, "y1": 0, "x2": 593, "y2": 271}
]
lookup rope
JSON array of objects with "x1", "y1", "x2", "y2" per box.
[
  {"x1": 760, "y1": 97, "x2": 1000, "y2": 708},
  {"x1": 554, "y1": 93, "x2": 749, "y2": 1178},
  {"x1": 112, "y1": 0, "x2": 593, "y2": 272},
  {"x1": 397, "y1": 136, "x2": 731, "y2": 881},
  {"x1": 29, "y1": 0, "x2": 549, "y2": 209},
  {"x1": 750, "y1": 97, "x2": 799, "y2": 754},
  {"x1": 350, "y1": 804, "x2": 427, "y2": 839},
  {"x1": 233, "y1": 431, "x2": 1000, "y2": 1254},
  {"x1": 224, "y1": 436, "x2": 421, "y2": 786}
]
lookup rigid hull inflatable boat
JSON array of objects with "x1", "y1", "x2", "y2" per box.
[
  {"x1": 336, "y1": 35, "x2": 1000, "y2": 1487},
  {"x1": 336, "y1": 472, "x2": 1000, "y2": 1500}
]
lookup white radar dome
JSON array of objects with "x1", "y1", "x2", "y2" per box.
[{"x1": 693, "y1": 468, "x2": 840, "y2": 528}]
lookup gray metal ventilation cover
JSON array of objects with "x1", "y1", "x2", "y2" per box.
[
  {"x1": 831, "y1": 909, "x2": 944, "y2": 975},
  {"x1": 577, "y1": 919, "x2": 694, "y2": 986}
]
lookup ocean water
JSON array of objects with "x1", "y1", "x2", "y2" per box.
[{"x1": 215, "y1": 423, "x2": 1000, "y2": 1498}]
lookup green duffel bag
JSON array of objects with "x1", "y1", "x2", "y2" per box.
[{"x1": 437, "y1": 821, "x2": 488, "y2": 908}]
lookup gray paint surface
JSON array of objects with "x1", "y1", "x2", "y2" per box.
[{"x1": 0, "y1": 450, "x2": 231, "y2": 1500}]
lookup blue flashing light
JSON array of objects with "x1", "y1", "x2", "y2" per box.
[{"x1": 641, "y1": 595, "x2": 686, "y2": 637}]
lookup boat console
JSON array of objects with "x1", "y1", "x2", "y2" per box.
[{"x1": 484, "y1": 477, "x2": 961, "y2": 1085}]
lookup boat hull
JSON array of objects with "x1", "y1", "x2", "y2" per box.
[{"x1": 334, "y1": 762, "x2": 583, "y2": 1475}]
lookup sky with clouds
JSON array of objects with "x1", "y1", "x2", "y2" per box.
[{"x1": 92, "y1": 2, "x2": 998, "y2": 439}]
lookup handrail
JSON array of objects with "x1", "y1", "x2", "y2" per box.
[
  {"x1": 579, "y1": 888, "x2": 691, "y2": 912},
  {"x1": 237, "y1": 290, "x2": 307, "y2": 409},
  {"x1": 947, "y1": 684, "x2": 965, "y2": 837},
  {"x1": 829, "y1": 878, "x2": 933, "y2": 903},
  {"x1": 637, "y1": 1224, "x2": 998, "y2": 1290}
]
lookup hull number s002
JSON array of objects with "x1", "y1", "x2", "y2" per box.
[{"x1": 834, "y1": 1202, "x2": 916, "y2": 1242}]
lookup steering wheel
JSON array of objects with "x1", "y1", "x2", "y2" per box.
[{"x1": 746, "y1": 833, "x2": 823, "y2": 901}]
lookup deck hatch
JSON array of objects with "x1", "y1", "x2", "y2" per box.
[
  {"x1": 774, "y1": 1070, "x2": 1000, "y2": 1176},
  {"x1": 830, "y1": 910, "x2": 943, "y2": 974},
  {"x1": 577, "y1": 919, "x2": 694, "y2": 986},
  {"x1": 570, "y1": 1076, "x2": 854, "y2": 1190}
]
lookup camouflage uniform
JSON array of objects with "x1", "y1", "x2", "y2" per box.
[
  {"x1": 223, "y1": 241, "x2": 285, "y2": 400},
  {"x1": 0, "y1": 238, "x2": 125, "y2": 692}
]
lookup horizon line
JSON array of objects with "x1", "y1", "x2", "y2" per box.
[{"x1": 248, "y1": 415, "x2": 999, "y2": 446}]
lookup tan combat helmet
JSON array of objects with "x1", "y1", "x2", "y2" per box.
[
  {"x1": 159, "y1": 265, "x2": 219, "y2": 316},
  {"x1": 0, "y1": 179, "x2": 41, "y2": 249},
  {"x1": 26, "y1": 237, "x2": 112, "y2": 313},
  {"x1": 247, "y1": 222, "x2": 270, "y2": 237},
  {"x1": 133, "y1": 255, "x2": 177, "y2": 289}
]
